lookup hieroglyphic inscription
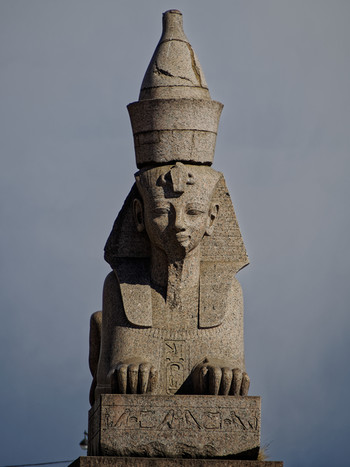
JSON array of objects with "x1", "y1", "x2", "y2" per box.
[
  {"x1": 230, "y1": 410, "x2": 259, "y2": 430},
  {"x1": 92, "y1": 395, "x2": 261, "y2": 457},
  {"x1": 102, "y1": 405, "x2": 259, "y2": 432},
  {"x1": 202, "y1": 411, "x2": 221, "y2": 429},
  {"x1": 164, "y1": 340, "x2": 188, "y2": 394}
]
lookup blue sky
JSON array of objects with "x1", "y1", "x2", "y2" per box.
[{"x1": 1, "y1": 1, "x2": 349, "y2": 466}]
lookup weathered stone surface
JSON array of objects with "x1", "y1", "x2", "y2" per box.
[
  {"x1": 89, "y1": 395, "x2": 260, "y2": 459},
  {"x1": 86, "y1": 8, "x2": 268, "y2": 462},
  {"x1": 128, "y1": 99, "x2": 223, "y2": 167},
  {"x1": 139, "y1": 10, "x2": 210, "y2": 101},
  {"x1": 131, "y1": 128, "x2": 219, "y2": 168},
  {"x1": 104, "y1": 176, "x2": 248, "y2": 269},
  {"x1": 71, "y1": 458, "x2": 283, "y2": 467},
  {"x1": 92, "y1": 162, "x2": 249, "y2": 402},
  {"x1": 128, "y1": 10, "x2": 223, "y2": 168},
  {"x1": 128, "y1": 100, "x2": 222, "y2": 133}
]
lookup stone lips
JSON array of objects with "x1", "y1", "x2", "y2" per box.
[
  {"x1": 89, "y1": 394, "x2": 261, "y2": 459},
  {"x1": 128, "y1": 99, "x2": 223, "y2": 168}
]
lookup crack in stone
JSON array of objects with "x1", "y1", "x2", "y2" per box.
[
  {"x1": 154, "y1": 61, "x2": 195, "y2": 84},
  {"x1": 190, "y1": 131, "x2": 195, "y2": 159},
  {"x1": 186, "y1": 43, "x2": 202, "y2": 87},
  {"x1": 142, "y1": 85, "x2": 206, "y2": 89},
  {"x1": 160, "y1": 38, "x2": 189, "y2": 45}
]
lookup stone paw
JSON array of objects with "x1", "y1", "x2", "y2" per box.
[
  {"x1": 108, "y1": 360, "x2": 158, "y2": 394},
  {"x1": 192, "y1": 357, "x2": 250, "y2": 396}
]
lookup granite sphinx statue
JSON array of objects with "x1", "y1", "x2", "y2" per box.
[{"x1": 89, "y1": 9, "x2": 250, "y2": 406}]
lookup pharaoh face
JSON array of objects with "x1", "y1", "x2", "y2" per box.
[{"x1": 135, "y1": 163, "x2": 220, "y2": 258}]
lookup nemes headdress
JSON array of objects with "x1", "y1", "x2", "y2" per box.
[{"x1": 105, "y1": 10, "x2": 248, "y2": 275}]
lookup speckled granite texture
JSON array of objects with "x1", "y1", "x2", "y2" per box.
[
  {"x1": 85, "y1": 9, "x2": 274, "y2": 463},
  {"x1": 70, "y1": 458, "x2": 283, "y2": 467},
  {"x1": 88, "y1": 395, "x2": 260, "y2": 458}
]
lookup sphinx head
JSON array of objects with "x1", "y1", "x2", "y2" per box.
[{"x1": 134, "y1": 163, "x2": 220, "y2": 259}]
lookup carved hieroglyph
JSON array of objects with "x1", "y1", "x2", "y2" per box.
[
  {"x1": 88, "y1": 395, "x2": 260, "y2": 458},
  {"x1": 89, "y1": 9, "x2": 250, "y2": 406}
]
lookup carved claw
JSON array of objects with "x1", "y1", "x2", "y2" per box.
[
  {"x1": 231, "y1": 368, "x2": 242, "y2": 396},
  {"x1": 192, "y1": 358, "x2": 250, "y2": 396},
  {"x1": 116, "y1": 363, "x2": 128, "y2": 393},
  {"x1": 221, "y1": 367, "x2": 233, "y2": 395},
  {"x1": 240, "y1": 372, "x2": 250, "y2": 396},
  {"x1": 148, "y1": 365, "x2": 158, "y2": 393},
  {"x1": 109, "y1": 361, "x2": 158, "y2": 394},
  {"x1": 208, "y1": 366, "x2": 222, "y2": 395},
  {"x1": 139, "y1": 362, "x2": 151, "y2": 393}
]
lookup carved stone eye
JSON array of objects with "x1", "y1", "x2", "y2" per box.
[
  {"x1": 187, "y1": 209, "x2": 203, "y2": 216},
  {"x1": 152, "y1": 207, "x2": 170, "y2": 216}
]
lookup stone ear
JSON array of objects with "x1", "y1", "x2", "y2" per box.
[
  {"x1": 206, "y1": 203, "x2": 219, "y2": 236},
  {"x1": 133, "y1": 198, "x2": 145, "y2": 232}
]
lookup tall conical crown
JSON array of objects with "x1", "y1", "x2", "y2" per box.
[
  {"x1": 139, "y1": 9, "x2": 210, "y2": 100},
  {"x1": 127, "y1": 10, "x2": 223, "y2": 168}
]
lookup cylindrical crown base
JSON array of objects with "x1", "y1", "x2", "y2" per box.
[
  {"x1": 133, "y1": 129, "x2": 218, "y2": 168},
  {"x1": 128, "y1": 99, "x2": 223, "y2": 168}
]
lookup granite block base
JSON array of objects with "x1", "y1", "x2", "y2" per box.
[
  {"x1": 70, "y1": 457, "x2": 283, "y2": 467},
  {"x1": 88, "y1": 395, "x2": 261, "y2": 459}
]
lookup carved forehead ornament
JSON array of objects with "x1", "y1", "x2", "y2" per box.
[{"x1": 160, "y1": 163, "x2": 195, "y2": 194}]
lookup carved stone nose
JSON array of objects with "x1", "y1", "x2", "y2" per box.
[{"x1": 174, "y1": 209, "x2": 186, "y2": 231}]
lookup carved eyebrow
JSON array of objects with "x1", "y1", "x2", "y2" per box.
[
  {"x1": 186, "y1": 203, "x2": 207, "y2": 211},
  {"x1": 151, "y1": 201, "x2": 171, "y2": 213}
]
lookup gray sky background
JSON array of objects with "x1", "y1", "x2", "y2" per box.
[{"x1": 1, "y1": 1, "x2": 349, "y2": 465}]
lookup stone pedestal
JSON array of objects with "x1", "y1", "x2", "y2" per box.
[
  {"x1": 70, "y1": 458, "x2": 283, "y2": 467},
  {"x1": 89, "y1": 395, "x2": 261, "y2": 459}
]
